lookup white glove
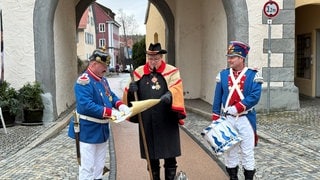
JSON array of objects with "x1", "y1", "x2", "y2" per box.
[
  {"x1": 111, "y1": 109, "x2": 123, "y2": 120},
  {"x1": 118, "y1": 104, "x2": 132, "y2": 115},
  {"x1": 225, "y1": 106, "x2": 238, "y2": 116}
]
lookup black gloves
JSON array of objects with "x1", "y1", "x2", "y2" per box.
[
  {"x1": 160, "y1": 91, "x2": 172, "y2": 104},
  {"x1": 128, "y1": 82, "x2": 138, "y2": 92}
]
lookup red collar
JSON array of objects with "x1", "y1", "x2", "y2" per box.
[
  {"x1": 87, "y1": 68, "x2": 102, "y2": 81},
  {"x1": 143, "y1": 61, "x2": 166, "y2": 74}
]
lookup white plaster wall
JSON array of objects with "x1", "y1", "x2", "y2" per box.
[
  {"x1": 175, "y1": 0, "x2": 285, "y2": 102},
  {"x1": 54, "y1": 0, "x2": 78, "y2": 115},
  {"x1": 175, "y1": 0, "x2": 202, "y2": 99},
  {"x1": 200, "y1": 0, "x2": 227, "y2": 104},
  {"x1": 0, "y1": 1, "x2": 36, "y2": 89},
  {"x1": 247, "y1": 0, "x2": 284, "y2": 88}
]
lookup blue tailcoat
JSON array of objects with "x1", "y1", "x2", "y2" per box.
[
  {"x1": 212, "y1": 68, "x2": 263, "y2": 132},
  {"x1": 68, "y1": 70, "x2": 120, "y2": 144}
]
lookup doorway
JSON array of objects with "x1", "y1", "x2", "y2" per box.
[{"x1": 316, "y1": 30, "x2": 320, "y2": 97}]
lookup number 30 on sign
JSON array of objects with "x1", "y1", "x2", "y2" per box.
[{"x1": 263, "y1": 1, "x2": 279, "y2": 18}]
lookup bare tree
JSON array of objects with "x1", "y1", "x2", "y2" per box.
[{"x1": 116, "y1": 9, "x2": 139, "y2": 36}]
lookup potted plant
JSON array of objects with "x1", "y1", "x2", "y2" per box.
[
  {"x1": 18, "y1": 81, "x2": 44, "y2": 125},
  {"x1": 0, "y1": 81, "x2": 19, "y2": 127}
]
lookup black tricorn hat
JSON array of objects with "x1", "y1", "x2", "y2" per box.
[{"x1": 146, "y1": 43, "x2": 167, "y2": 55}]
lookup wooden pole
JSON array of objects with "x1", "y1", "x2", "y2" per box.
[{"x1": 122, "y1": 19, "x2": 153, "y2": 179}]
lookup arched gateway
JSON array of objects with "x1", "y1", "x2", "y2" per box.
[{"x1": 2, "y1": 0, "x2": 299, "y2": 120}]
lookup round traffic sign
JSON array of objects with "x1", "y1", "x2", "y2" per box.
[{"x1": 263, "y1": 1, "x2": 279, "y2": 18}]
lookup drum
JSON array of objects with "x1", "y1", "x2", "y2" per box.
[{"x1": 201, "y1": 116, "x2": 242, "y2": 155}]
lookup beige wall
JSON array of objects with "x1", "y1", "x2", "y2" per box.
[
  {"x1": 146, "y1": 3, "x2": 166, "y2": 61},
  {"x1": 54, "y1": 0, "x2": 78, "y2": 115},
  {"x1": 199, "y1": 0, "x2": 227, "y2": 102},
  {"x1": 77, "y1": 7, "x2": 96, "y2": 61},
  {"x1": 174, "y1": 0, "x2": 203, "y2": 99},
  {"x1": 296, "y1": 0, "x2": 320, "y2": 8}
]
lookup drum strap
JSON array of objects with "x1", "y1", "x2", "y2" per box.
[
  {"x1": 224, "y1": 67, "x2": 254, "y2": 119},
  {"x1": 225, "y1": 67, "x2": 247, "y2": 107}
]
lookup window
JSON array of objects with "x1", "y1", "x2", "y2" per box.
[
  {"x1": 99, "y1": 38, "x2": 106, "y2": 48},
  {"x1": 85, "y1": 32, "x2": 94, "y2": 45},
  {"x1": 296, "y1": 33, "x2": 312, "y2": 79},
  {"x1": 99, "y1": 23, "x2": 105, "y2": 32}
]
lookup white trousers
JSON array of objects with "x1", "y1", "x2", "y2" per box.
[
  {"x1": 79, "y1": 141, "x2": 107, "y2": 180},
  {"x1": 224, "y1": 116, "x2": 255, "y2": 170}
]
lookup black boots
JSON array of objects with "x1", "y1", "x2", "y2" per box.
[
  {"x1": 165, "y1": 167, "x2": 177, "y2": 180},
  {"x1": 226, "y1": 166, "x2": 256, "y2": 180},
  {"x1": 164, "y1": 158, "x2": 177, "y2": 180},
  {"x1": 150, "y1": 166, "x2": 177, "y2": 180},
  {"x1": 244, "y1": 169, "x2": 255, "y2": 180},
  {"x1": 226, "y1": 166, "x2": 239, "y2": 180},
  {"x1": 151, "y1": 167, "x2": 160, "y2": 180}
]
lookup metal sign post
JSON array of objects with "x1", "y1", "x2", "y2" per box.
[
  {"x1": 267, "y1": 19, "x2": 272, "y2": 114},
  {"x1": 263, "y1": 0, "x2": 279, "y2": 114}
]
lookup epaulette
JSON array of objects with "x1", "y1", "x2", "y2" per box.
[
  {"x1": 216, "y1": 73, "x2": 221, "y2": 83},
  {"x1": 253, "y1": 71, "x2": 264, "y2": 84},
  {"x1": 77, "y1": 73, "x2": 90, "y2": 85}
]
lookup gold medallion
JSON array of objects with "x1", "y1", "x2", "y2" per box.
[{"x1": 155, "y1": 82, "x2": 161, "y2": 90}]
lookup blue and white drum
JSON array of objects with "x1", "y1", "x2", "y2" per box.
[{"x1": 201, "y1": 116, "x2": 242, "y2": 156}]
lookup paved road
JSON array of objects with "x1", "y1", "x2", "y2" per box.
[{"x1": 1, "y1": 73, "x2": 320, "y2": 179}]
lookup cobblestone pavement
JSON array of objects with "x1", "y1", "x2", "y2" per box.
[
  {"x1": 184, "y1": 97, "x2": 320, "y2": 180},
  {"x1": 1, "y1": 73, "x2": 320, "y2": 179}
]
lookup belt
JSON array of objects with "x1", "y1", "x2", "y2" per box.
[
  {"x1": 224, "y1": 110, "x2": 251, "y2": 117},
  {"x1": 78, "y1": 113, "x2": 109, "y2": 124},
  {"x1": 226, "y1": 114, "x2": 247, "y2": 117}
]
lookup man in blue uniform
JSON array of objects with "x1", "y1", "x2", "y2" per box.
[
  {"x1": 68, "y1": 48, "x2": 131, "y2": 179},
  {"x1": 212, "y1": 41, "x2": 263, "y2": 180}
]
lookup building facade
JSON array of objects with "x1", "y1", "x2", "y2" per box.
[
  {"x1": 77, "y1": 6, "x2": 96, "y2": 62},
  {"x1": 91, "y1": 3, "x2": 120, "y2": 69}
]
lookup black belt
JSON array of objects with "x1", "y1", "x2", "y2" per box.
[{"x1": 226, "y1": 114, "x2": 247, "y2": 117}]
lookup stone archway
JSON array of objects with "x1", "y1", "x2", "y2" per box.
[
  {"x1": 222, "y1": 0, "x2": 249, "y2": 44},
  {"x1": 32, "y1": 0, "x2": 250, "y2": 118},
  {"x1": 33, "y1": 0, "x2": 59, "y2": 118},
  {"x1": 33, "y1": 0, "x2": 95, "y2": 119}
]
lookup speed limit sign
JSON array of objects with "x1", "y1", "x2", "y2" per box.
[{"x1": 263, "y1": 1, "x2": 279, "y2": 18}]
